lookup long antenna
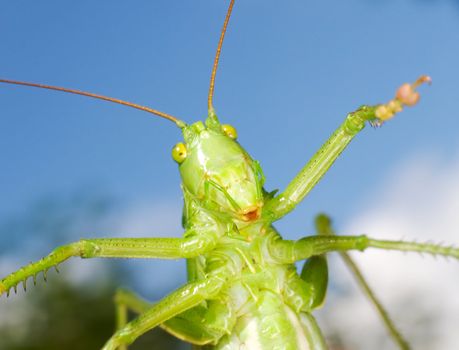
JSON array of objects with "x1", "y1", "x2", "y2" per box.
[
  {"x1": 0, "y1": 78, "x2": 186, "y2": 128},
  {"x1": 207, "y1": 0, "x2": 235, "y2": 114}
]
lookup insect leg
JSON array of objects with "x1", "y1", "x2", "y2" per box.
[
  {"x1": 299, "y1": 256, "x2": 328, "y2": 310},
  {"x1": 114, "y1": 289, "x2": 232, "y2": 347},
  {"x1": 314, "y1": 214, "x2": 410, "y2": 350},
  {"x1": 102, "y1": 276, "x2": 226, "y2": 350},
  {"x1": 269, "y1": 234, "x2": 459, "y2": 264},
  {"x1": 264, "y1": 76, "x2": 431, "y2": 222},
  {"x1": 113, "y1": 289, "x2": 150, "y2": 350},
  {"x1": 163, "y1": 300, "x2": 236, "y2": 346},
  {"x1": 0, "y1": 235, "x2": 218, "y2": 297}
]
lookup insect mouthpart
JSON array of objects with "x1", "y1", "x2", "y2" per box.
[{"x1": 240, "y1": 205, "x2": 262, "y2": 222}]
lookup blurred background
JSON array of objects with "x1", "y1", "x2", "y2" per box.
[{"x1": 1, "y1": 0, "x2": 459, "y2": 349}]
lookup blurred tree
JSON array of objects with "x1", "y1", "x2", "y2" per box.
[{"x1": 0, "y1": 193, "x2": 186, "y2": 350}]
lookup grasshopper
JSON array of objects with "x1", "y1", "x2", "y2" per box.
[{"x1": 0, "y1": 1, "x2": 457, "y2": 349}]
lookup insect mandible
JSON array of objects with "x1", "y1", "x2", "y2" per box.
[{"x1": 1, "y1": 1, "x2": 458, "y2": 349}]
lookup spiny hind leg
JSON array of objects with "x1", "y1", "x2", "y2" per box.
[
  {"x1": 114, "y1": 288, "x2": 231, "y2": 348},
  {"x1": 269, "y1": 230, "x2": 459, "y2": 263},
  {"x1": 102, "y1": 276, "x2": 226, "y2": 350}
]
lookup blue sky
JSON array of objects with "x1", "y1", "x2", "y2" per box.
[
  {"x1": 0, "y1": 0, "x2": 459, "y2": 225},
  {"x1": 1, "y1": 0, "x2": 458, "y2": 229},
  {"x1": 1, "y1": 1, "x2": 459, "y2": 348}
]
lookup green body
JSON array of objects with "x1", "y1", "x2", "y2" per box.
[{"x1": 176, "y1": 115, "x2": 328, "y2": 349}]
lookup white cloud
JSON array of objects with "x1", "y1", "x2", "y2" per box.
[{"x1": 318, "y1": 152, "x2": 459, "y2": 349}]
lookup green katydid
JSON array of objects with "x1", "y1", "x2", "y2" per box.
[{"x1": 0, "y1": 1, "x2": 457, "y2": 349}]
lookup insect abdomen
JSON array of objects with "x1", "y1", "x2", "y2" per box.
[{"x1": 213, "y1": 290, "x2": 325, "y2": 350}]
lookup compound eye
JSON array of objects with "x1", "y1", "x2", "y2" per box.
[
  {"x1": 172, "y1": 143, "x2": 187, "y2": 164},
  {"x1": 222, "y1": 124, "x2": 238, "y2": 139}
]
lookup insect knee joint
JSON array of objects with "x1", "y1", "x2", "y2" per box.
[
  {"x1": 355, "y1": 235, "x2": 369, "y2": 251},
  {"x1": 344, "y1": 112, "x2": 366, "y2": 135},
  {"x1": 181, "y1": 234, "x2": 217, "y2": 258},
  {"x1": 78, "y1": 240, "x2": 100, "y2": 258}
]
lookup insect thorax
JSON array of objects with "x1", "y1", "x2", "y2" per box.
[{"x1": 182, "y1": 191, "x2": 317, "y2": 349}]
